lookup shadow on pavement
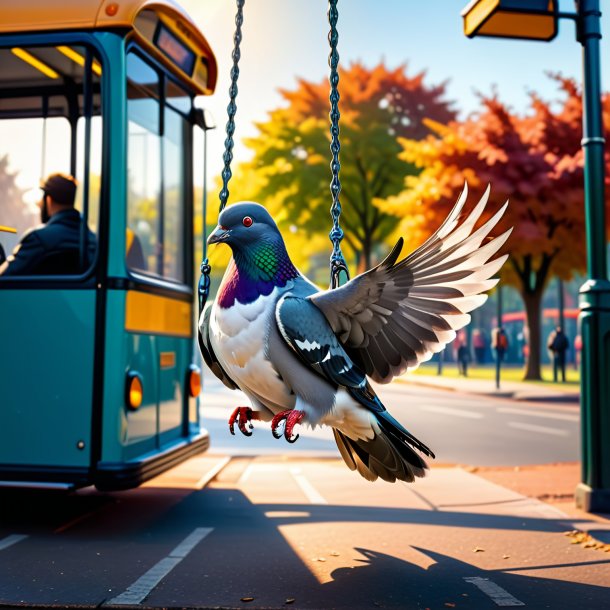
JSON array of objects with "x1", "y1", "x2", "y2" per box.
[{"x1": 1, "y1": 486, "x2": 609, "y2": 609}]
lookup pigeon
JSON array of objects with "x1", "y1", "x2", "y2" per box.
[{"x1": 199, "y1": 184, "x2": 510, "y2": 483}]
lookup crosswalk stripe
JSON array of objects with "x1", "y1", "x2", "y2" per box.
[
  {"x1": 107, "y1": 527, "x2": 213, "y2": 605},
  {"x1": 420, "y1": 405, "x2": 484, "y2": 419},
  {"x1": 508, "y1": 421, "x2": 569, "y2": 436},
  {"x1": 498, "y1": 407, "x2": 578, "y2": 422},
  {"x1": 0, "y1": 534, "x2": 27, "y2": 551},
  {"x1": 290, "y1": 468, "x2": 327, "y2": 504},
  {"x1": 463, "y1": 577, "x2": 525, "y2": 606}
]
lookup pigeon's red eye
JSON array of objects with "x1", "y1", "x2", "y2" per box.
[{"x1": 242, "y1": 216, "x2": 253, "y2": 227}]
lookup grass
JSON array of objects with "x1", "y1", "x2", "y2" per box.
[{"x1": 413, "y1": 362, "x2": 580, "y2": 387}]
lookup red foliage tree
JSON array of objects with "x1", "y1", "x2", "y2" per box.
[{"x1": 380, "y1": 77, "x2": 610, "y2": 380}]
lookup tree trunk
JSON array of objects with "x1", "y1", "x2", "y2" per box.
[{"x1": 523, "y1": 289, "x2": 544, "y2": 380}]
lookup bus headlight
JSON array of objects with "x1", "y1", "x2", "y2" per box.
[
  {"x1": 187, "y1": 365, "x2": 201, "y2": 397},
  {"x1": 126, "y1": 371, "x2": 143, "y2": 410}
]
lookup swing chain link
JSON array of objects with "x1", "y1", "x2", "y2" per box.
[
  {"x1": 219, "y1": 0, "x2": 245, "y2": 213},
  {"x1": 328, "y1": 0, "x2": 349, "y2": 289},
  {"x1": 198, "y1": 0, "x2": 245, "y2": 317}
]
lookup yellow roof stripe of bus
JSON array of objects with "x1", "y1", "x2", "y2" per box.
[{"x1": 125, "y1": 290, "x2": 192, "y2": 338}]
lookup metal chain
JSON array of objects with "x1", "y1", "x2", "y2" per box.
[
  {"x1": 328, "y1": 0, "x2": 349, "y2": 288},
  {"x1": 218, "y1": 0, "x2": 245, "y2": 213},
  {"x1": 198, "y1": 0, "x2": 245, "y2": 317}
]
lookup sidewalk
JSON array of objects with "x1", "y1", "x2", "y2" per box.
[{"x1": 400, "y1": 372, "x2": 580, "y2": 404}]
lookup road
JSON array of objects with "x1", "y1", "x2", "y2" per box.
[
  {"x1": 202, "y1": 378, "x2": 580, "y2": 466},
  {"x1": 1, "y1": 454, "x2": 608, "y2": 609},
  {"x1": 0, "y1": 381, "x2": 598, "y2": 610}
]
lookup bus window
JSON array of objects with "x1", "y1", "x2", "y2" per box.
[
  {"x1": 163, "y1": 105, "x2": 187, "y2": 282},
  {"x1": 127, "y1": 52, "x2": 161, "y2": 276},
  {"x1": 126, "y1": 50, "x2": 190, "y2": 284},
  {"x1": 0, "y1": 45, "x2": 102, "y2": 278}
]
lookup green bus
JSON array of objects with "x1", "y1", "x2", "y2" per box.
[{"x1": 0, "y1": 0, "x2": 217, "y2": 490}]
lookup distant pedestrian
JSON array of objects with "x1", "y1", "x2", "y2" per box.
[
  {"x1": 457, "y1": 344, "x2": 470, "y2": 376},
  {"x1": 492, "y1": 327, "x2": 509, "y2": 362},
  {"x1": 548, "y1": 326, "x2": 570, "y2": 382},
  {"x1": 472, "y1": 329, "x2": 486, "y2": 364}
]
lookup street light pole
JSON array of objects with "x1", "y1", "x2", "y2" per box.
[
  {"x1": 462, "y1": 0, "x2": 610, "y2": 511},
  {"x1": 574, "y1": 0, "x2": 610, "y2": 512}
]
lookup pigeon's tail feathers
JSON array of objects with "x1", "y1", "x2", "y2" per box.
[
  {"x1": 345, "y1": 384, "x2": 435, "y2": 458},
  {"x1": 332, "y1": 423, "x2": 429, "y2": 483},
  {"x1": 332, "y1": 404, "x2": 433, "y2": 484}
]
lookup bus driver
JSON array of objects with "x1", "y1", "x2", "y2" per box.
[{"x1": 0, "y1": 173, "x2": 96, "y2": 276}]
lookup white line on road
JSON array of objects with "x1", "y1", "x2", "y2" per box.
[
  {"x1": 498, "y1": 407, "x2": 578, "y2": 422},
  {"x1": 463, "y1": 577, "x2": 525, "y2": 607},
  {"x1": 420, "y1": 405, "x2": 484, "y2": 419},
  {"x1": 195, "y1": 456, "x2": 231, "y2": 489},
  {"x1": 290, "y1": 468, "x2": 327, "y2": 504},
  {"x1": 508, "y1": 421, "x2": 569, "y2": 436},
  {"x1": 107, "y1": 527, "x2": 213, "y2": 605},
  {"x1": 0, "y1": 534, "x2": 27, "y2": 551}
]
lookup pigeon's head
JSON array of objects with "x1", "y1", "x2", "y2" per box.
[{"x1": 208, "y1": 202, "x2": 281, "y2": 252}]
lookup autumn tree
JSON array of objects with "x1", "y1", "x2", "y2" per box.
[
  {"x1": 239, "y1": 62, "x2": 456, "y2": 272},
  {"x1": 0, "y1": 156, "x2": 29, "y2": 232},
  {"x1": 378, "y1": 77, "x2": 610, "y2": 380}
]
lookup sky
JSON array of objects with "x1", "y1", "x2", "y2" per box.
[
  {"x1": 183, "y1": 0, "x2": 610, "y2": 187},
  {"x1": 2, "y1": 0, "x2": 610, "y2": 193}
]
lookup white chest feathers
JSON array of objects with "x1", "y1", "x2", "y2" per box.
[{"x1": 210, "y1": 289, "x2": 289, "y2": 405}]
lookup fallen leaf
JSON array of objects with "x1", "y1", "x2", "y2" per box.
[
  {"x1": 503, "y1": 554, "x2": 510, "y2": 559},
  {"x1": 285, "y1": 599, "x2": 296, "y2": 605},
  {"x1": 241, "y1": 597, "x2": 254, "y2": 602},
  {"x1": 316, "y1": 557, "x2": 326, "y2": 562},
  {"x1": 473, "y1": 547, "x2": 485, "y2": 553},
  {"x1": 330, "y1": 551, "x2": 340, "y2": 556}
]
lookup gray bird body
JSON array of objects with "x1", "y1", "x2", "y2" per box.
[{"x1": 200, "y1": 185, "x2": 510, "y2": 482}]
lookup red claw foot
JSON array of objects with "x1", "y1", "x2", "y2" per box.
[
  {"x1": 229, "y1": 407, "x2": 259, "y2": 437},
  {"x1": 271, "y1": 410, "x2": 305, "y2": 444}
]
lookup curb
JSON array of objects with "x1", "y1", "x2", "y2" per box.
[{"x1": 398, "y1": 377, "x2": 580, "y2": 404}]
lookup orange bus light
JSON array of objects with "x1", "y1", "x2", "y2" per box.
[
  {"x1": 126, "y1": 372, "x2": 143, "y2": 409},
  {"x1": 188, "y1": 366, "x2": 201, "y2": 397}
]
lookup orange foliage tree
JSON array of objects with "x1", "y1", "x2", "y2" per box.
[
  {"x1": 239, "y1": 62, "x2": 456, "y2": 272},
  {"x1": 378, "y1": 77, "x2": 610, "y2": 380}
]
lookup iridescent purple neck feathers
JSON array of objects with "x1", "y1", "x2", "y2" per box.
[{"x1": 217, "y1": 240, "x2": 299, "y2": 308}]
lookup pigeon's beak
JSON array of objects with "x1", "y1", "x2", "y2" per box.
[{"x1": 207, "y1": 225, "x2": 229, "y2": 245}]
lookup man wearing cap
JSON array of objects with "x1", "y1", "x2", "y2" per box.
[{"x1": 0, "y1": 173, "x2": 96, "y2": 276}]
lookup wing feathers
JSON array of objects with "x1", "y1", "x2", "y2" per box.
[{"x1": 311, "y1": 184, "x2": 510, "y2": 383}]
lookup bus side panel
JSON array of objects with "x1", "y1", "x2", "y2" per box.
[
  {"x1": 101, "y1": 290, "x2": 158, "y2": 463},
  {"x1": 158, "y1": 335, "x2": 189, "y2": 445},
  {"x1": 0, "y1": 289, "x2": 95, "y2": 467}
]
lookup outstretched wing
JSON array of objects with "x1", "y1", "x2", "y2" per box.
[
  {"x1": 310, "y1": 183, "x2": 511, "y2": 384},
  {"x1": 198, "y1": 305, "x2": 239, "y2": 390}
]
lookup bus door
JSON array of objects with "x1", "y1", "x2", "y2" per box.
[
  {"x1": 122, "y1": 48, "x2": 194, "y2": 452},
  {"x1": 0, "y1": 40, "x2": 103, "y2": 483}
]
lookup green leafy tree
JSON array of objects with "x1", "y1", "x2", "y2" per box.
[{"x1": 240, "y1": 62, "x2": 456, "y2": 272}]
